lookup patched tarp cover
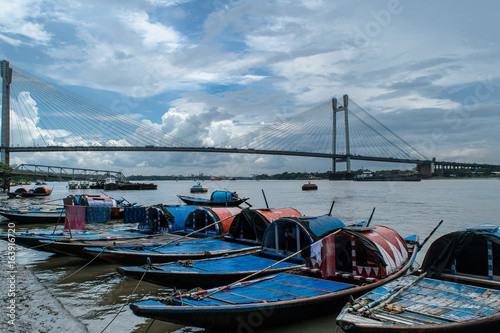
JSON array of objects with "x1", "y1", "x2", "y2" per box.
[
  {"x1": 343, "y1": 226, "x2": 409, "y2": 276},
  {"x1": 421, "y1": 225, "x2": 500, "y2": 278},
  {"x1": 210, "y1": 191, "x2": 233, "y2": 202}
]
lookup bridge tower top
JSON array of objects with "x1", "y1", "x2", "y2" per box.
[{"x1": 1, "y1": 60, "x2": 12, "y2": 165}]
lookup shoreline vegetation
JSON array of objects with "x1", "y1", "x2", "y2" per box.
[{"x1": 127, "y1": 167, "x2": 500, "y2": 181}]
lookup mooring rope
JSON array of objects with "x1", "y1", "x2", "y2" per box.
[
  {"x1": 58, "y1": 247, "x2": 106, "y2": 283},
  {"x1": 100, "y1": 267, "x2": 149, "y2": 333}
]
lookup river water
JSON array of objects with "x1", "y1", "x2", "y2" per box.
[{"x1": 1, "y1": 178, "x2": 499, "y2": 332}]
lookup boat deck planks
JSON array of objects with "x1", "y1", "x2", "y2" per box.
[
  {"x1": 175, "y1": 273, "x2": 355, "y2": 306},
  {"x1": 365, "y1": 276, "x2": 500, "y2": 325}
]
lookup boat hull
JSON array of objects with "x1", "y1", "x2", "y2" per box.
[
  {"x1": 0, "y1": 211, "x2": 65, "y2": 224},
  {"x1": 178, "y1": 196, "x2": 247, "y2": 207}
]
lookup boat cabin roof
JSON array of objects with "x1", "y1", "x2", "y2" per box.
[
  {"x1": 33, "y1": 186, "x2": 51, "y2": 193},
  {"x1": 228, "y1": 207, "x2": 301, "y2": 242},
  {"x1": 421, "y1": 223, "x2": 500, "y2": 279},
  {"x1": 261, "y1": 215, "x2": 346, "y2": 258},
  {"x1": 133, "y1": 205, "x2": 200, "y2": 232},
  {"x1": 184, "y1": 207, "x2": 242, "y2": 236}
]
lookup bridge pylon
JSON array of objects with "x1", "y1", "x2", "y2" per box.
[
  {"x1": 1, "y1": 60, "x2": 12, "y2": 165},
  {"x1": 331, "y1": 94, "x2": 352, "y2": 179}
]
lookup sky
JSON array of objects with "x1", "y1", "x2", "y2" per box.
[{"x1": 1, "y1": 0, "x2": 499, "y2": 177}]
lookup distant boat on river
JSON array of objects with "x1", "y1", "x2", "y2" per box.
[{"x1": 354, "y1": 171, "x2": 422, "y2": 182}]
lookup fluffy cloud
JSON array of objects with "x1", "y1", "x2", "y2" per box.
[{"x1": 2, "y1": 0, "x2": 500, "y2": 175}]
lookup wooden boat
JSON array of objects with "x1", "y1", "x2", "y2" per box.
[
  {"x1": 39, "y1": 233, "x2": 183, "y2": 257},
  {"x1": 19, "y1": 186, "x2": 52, "y2": 197},
  {"x1": 0, "y1": 207, "x2": 65, "y2": 224},
  {"x1": 336, "y1": 223, "x2": 500, "y2": 333},
  {"x1": 0, "y1": 229, "x2": 164, "y2": 252},
  {"x1": 117, "y1": 213, "x2": 339, "y2": 288},
  {"x1": 130, "y1": 225, "x2": 420, "y2": 329},
  {"x1": 117, "y1": 251, "x2": 305, "y2": 288},
  {"x1": 190, "y1": 183, "x2": 207, "y2": 193},
  {"x1": 83, "y1": 238, "x2": 261, "y2": 265},
  {"x1": 178, "y1": 190, "x2": 249, "y2": 207}
]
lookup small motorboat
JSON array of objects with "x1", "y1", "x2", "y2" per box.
[
  {"x1": 178, "y1": 190, "x2": 249, "y2": 207},
  {"x1": 336, "y1": 223, "x2": 500, "y2": 333}
]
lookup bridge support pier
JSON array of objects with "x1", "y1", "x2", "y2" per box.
[
  {"x1": 1, "y1": 60, "x2": 12, "y2": 166},
  {"x1": 417, "y1": 158, "x2": 435, "y2": 178}
]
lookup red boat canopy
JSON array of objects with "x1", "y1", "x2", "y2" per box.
[{"x1": 309, "y1": 225, "x2": 409, "y2": 279}]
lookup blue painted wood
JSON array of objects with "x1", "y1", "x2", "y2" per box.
[{"x1": 84, "y1": 238, "x2": 260, "y2": 265}]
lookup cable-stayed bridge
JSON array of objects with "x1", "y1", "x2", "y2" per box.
[{"x1": 1, "y1": 60, "x2": 498, "y2": 179}]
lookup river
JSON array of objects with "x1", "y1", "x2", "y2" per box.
[{"x1": 1, "y1": 178, "x2": 499, "y2": 332}]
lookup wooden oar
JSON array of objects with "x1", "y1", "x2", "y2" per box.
[
  {"x1": 200, "y1": 228, "x2": 343, "y2": 300},
  {"x1": 151, "y1": 211, "x2": 242, "y2": 250}
]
